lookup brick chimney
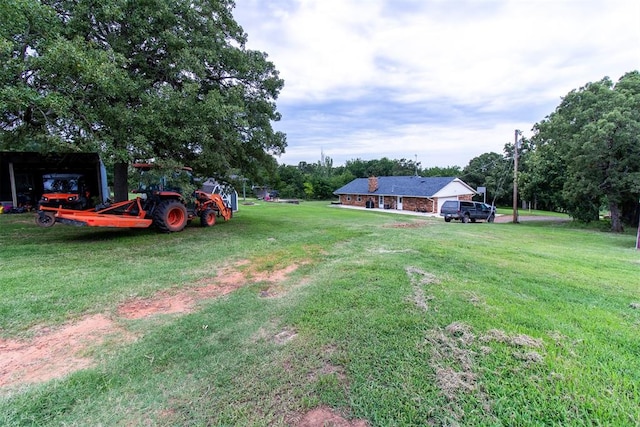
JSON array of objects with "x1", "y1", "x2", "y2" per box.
[{"x1": 368, "y1": 176, "x2": 378, "y2": 193}]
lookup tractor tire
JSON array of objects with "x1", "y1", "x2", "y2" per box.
[
  {"x1": 153, "y1": 200, "x2": 188, "y2": 233},
  {"x1": 35, "y1": 211, "x2": 55, "y2": 228},
  {"x1": 200, "y1": 209, "x2": 216, "y2": 227}
]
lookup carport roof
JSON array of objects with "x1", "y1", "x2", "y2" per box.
[{"x1": 1, "y1": 152, "x2": 101, "y2": 171}]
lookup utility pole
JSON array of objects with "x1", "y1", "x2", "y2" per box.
[
  {"x1": 242, "y1": 177, "x2": 247, "y2": 201},
  {"x1": 513, "y1": 129, "x2": 521, "y2": 223}
]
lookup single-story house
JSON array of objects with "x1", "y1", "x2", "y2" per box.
[{"x1": 333, "y1": 176, "x2": 476, "y2": 214}]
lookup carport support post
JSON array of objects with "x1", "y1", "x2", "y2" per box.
[{"x1": 8, "y1": 162, "x2": 17, "y2": 208}]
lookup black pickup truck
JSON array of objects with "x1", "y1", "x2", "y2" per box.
[{"x1": 440, "y1": 200, "x2": 495, "y2": 223}]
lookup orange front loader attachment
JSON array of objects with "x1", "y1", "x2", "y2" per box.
[
  {"x1": 39, "y1": 198, "x2": 153, "y2": 228},
  {"x1": 195, "y1": 191, "x2": 232, "y2": 220}
]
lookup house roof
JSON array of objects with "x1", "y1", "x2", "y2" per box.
[{"x1": 334, "y1": 176, "x2": 473, "y2": 197}]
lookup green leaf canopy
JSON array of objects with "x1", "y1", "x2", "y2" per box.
[{"x1": 1, "y1": 0, "x2": 286, "y2": 200}]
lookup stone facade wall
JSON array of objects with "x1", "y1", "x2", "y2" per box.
[
  {"x1": 340, "y1": 194, "x2": 474, "y2": 214},
  {"x1": 340, "y1": 194, "x2": 437, "y2": 213},
  {"x1": 339, "y1": 194, "x2": 370, "y2": 207},
  {"x1": 402, "y1": 197, "x2": 434, "y2": 213}
]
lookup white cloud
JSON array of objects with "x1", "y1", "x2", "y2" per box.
[{"x1": 233, "y1": 0, "x2": 640, "y2": 167}]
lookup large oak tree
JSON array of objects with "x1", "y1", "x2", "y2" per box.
[
  {"x1": 528, "y1": 72, "x2": 640, "y2": 231},
  {"x1": 0, "y1": 0, "x2": 286, "y2": 201}
]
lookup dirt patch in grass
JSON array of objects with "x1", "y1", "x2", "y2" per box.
[
  {"x1": 0, "y1": 260, "x2": 305, "y2": 390},
  {"x1": 0, "y1": 314, "x2": 134, "y2": 389},
  {"x1": 119, "y1": 261, "x2": 302, "y2": 319},
  {"x1": 384, "y1": 221, "x2": 430, "y2": 228},
  {"x1": 292, "y1": 406, "x2": 369, "y2": 427}
]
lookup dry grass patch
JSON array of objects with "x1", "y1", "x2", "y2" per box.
[
  {"x1": 424, "y1": 322, "x2": 547, "y2": 421},
  {"x1": 370, "y1": 247, "x2": 417, "y2": 254},
  {"x1": 481, "y1": 329, "x2": 543, "y2": 348},
  {"x1": 406, "y1": 266, "x2": 438, "y2": 311},
  {"x1": 424, "y1": 322, "x2": 490, "y2": 421},
  {"x1": 435, "y1": 367, "x2": 477, "y2": 400},
  {"x1": 274, "y1": 327, "x2": 298, "y2": 345},
  {"x1": 384, "y1": 220, "x2": 431, "y2": 229},
  {"x1": 464, "y1": 291, "x2": 486, "y2": 307},
  {"x1": 513, "y1": 351, "x2": 544, "y2": 363}
]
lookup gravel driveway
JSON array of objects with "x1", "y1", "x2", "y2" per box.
[{"x1": 493, "y1": 215, "x2": 571, "y2": 223}]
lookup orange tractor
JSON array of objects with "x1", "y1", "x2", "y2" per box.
[{"x1": 37, "y1": 164, "x2": 232, "y2": 232}]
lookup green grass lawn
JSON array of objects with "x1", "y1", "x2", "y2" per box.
[{"x1": 1, "y1": 202, "x2": 639, "y2": 426}]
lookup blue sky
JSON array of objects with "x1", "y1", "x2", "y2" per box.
[{"x1": 233, "y1": 0, "x2": 640, "y2": 168}]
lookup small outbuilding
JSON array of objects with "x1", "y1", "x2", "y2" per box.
[
  {"x1": 0, "y1": 151, "x2": 108, "y2": 211},
  {"x1": 333, "y1": 176, "x2": 476, "y2": 214}
]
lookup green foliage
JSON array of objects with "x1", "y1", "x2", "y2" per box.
[
  {"x1": 461, "y1": 152, "x2": 511, "y2": 204},
  {"x1": 273, "y1": 156, "x2": 461, "y2": 200},
  {"x1": 1, "y1": 0, "x2": 285, "y2": 195},
  {"x1": 344, "y1": 157, "x2": 425, "y2": 178},
  {"x1": 529, "y1": 71, "x2": 640, "y2": 230},
  {"x1": 421, "y1": 164, "x2": 462, "y2": 177},
  {"x1": 303, "y1": 181, "x2": 314, "y2": 199}
]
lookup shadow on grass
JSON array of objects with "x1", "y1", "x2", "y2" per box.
[{"x1": 54, "y1": 227, "x2": 157, "y2": 242}]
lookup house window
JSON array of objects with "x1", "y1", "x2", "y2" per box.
[{"x1": 356, "y1": 195, "x2": 362, "y2": 202}]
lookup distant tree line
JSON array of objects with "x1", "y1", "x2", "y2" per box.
[
  {"x1": 270, "y1": 155, "x2": 462, "y2": 201},
  {"x1": 270, "y1": 71, "x2": 639, "y2": 231}
]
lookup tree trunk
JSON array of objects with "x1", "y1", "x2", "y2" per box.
[
  {"x1": 609, "y1": 200, "x2": 624, "y2": 232},
  {"x1": 113, "y1": 162, "x2": 129, "y2": 202}
]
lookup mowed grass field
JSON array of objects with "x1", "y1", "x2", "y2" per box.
[{"x1": 1, "y1": 202, "x2": 639, "y2": 426}]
